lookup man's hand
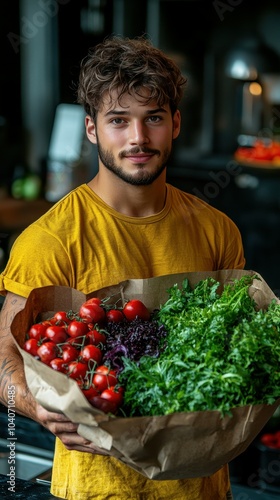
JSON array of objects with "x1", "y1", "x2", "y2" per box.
[
  {"x1": 0, "y1": 292, "x2": 110, "y2": 456},
  {"x1": 36, "y1": 404, "x2": 110, "y2": 455}
]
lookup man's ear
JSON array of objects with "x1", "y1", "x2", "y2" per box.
[
  {"x1": 85, "y1": 116, "x2": 97, "y2": 144},
  {"x1": 172, "y1": 110, "x2": 181, "y2": 140}
]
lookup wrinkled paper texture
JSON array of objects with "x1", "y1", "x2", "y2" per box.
[{"x1": 11, "y1": 269, "x2": 280, "y2": 479}]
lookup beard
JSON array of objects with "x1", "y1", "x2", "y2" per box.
[{"x1": 96, "y1": 141, "x2": 172, "y2": 186}]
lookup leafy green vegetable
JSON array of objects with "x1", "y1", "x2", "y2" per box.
[{"x1": 119, "y1": 274, "x2": 280, "y2": 416}]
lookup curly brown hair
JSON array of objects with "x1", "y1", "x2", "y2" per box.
[{"x1": 77, "y1": 35, "x2": 187, "y2": 120}]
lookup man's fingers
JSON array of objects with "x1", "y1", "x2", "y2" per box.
[
  {"x1": 36, "y1": 404, "x2": 70, "y2": 422},
  {"x1": 34, "y1": 403, "x2": 110, "y2": 455},
  {"x1": 58, "y1": 433, "x2": 110, "y2": 455}
]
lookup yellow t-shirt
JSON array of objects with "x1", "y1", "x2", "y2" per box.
[{"x1": 0, "y1": 183, "x2": 245, "y2": 499}]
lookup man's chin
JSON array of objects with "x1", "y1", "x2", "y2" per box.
[{"x1": 121, "y1": 168, "x2": 166, "y2": 186}]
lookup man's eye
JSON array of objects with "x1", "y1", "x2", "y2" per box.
[
  {"x1": 148, "y1": 116, "x2": 162, "y2": 123},
  {"x1": 111, "y1": 118, "x2": 125, "y2": 125}
]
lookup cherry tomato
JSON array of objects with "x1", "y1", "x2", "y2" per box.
[
  {"x1": 68, "y1": 361, "x2": 88, "y2": 380},
  {"x1": 61, "y1": 344, "x2": 79, "y2": 363},
  {"x1": 84, "y1": 297, "x2": 102, "y2": 307},
  {"x1": 93, "y1": 365, "x2": 117, "y2": 392},
  {"x1": 66, "y1": 336, "x2": 86, "y2": 349},
  {"x1": 37, "y1": 341, "x2": 58, "y2": 365},
  {"x1": 81, "y1": 385, "x2": 100, "y2": 401},
  {"x1": 261, "y1": 433, "x2": 275, "y2": 447},
  {"x1": 41, "y1": 318, "x2": 57, "y2": 326},
  {"x1": 261, "y1": 432, "x2": 280, "y2": 449},
  {"x1": 45, "y1": 325, "x2": 68, "y2": 344},
  {"x1": 23, "y1": 338, "x2": 40, "y2": 356},
  {"x1": 80, "y1": 345, "x2": 103, "y2": 365},
  {"x1": 275, "y1": 431, "x2": 280, "y2": 442},
  {"x1": 67, "y1": 320, "x2": 89, "y2": 338},
  {"x1": 100, "y1": 386, "x2": 124, "y2": 406},
  {"x1": 88, "y1": 395, "x2": 118, "y2": 414},
  {"x1": 50, "y1": 358, "x2": 68, "y2": 373},
  {"x1": 79, "y1": 301, "x2": 106, "y2": 325},
  {"x1": 28, "y1": 323, "x2": 48, "y2": 341},
  {"x1": 123, "y1": 299, "x2": 150, "y2": 321},
  {"x1": 86, "y1": 329, "x2": 106, "y2": 346},
  {"x1": 106, "y1": 309, "x2": 124, "y2": 323},
  {"x1": 53, "y1": 310, "x2": 71, "y2": 324}
]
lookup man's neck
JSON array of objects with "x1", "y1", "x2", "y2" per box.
[{"x1": 87, "y1": 172, "x2": 167, "y2": 217}]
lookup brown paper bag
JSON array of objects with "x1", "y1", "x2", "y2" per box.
[{"x1": 11, "y1": 269, "x2": 280, "y2": 480}]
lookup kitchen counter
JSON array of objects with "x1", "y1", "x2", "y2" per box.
[
  {"x1": 167, "y1": 154, "x2": 280, "y2": 292},
  {"x1": 0, "y1": 197, "x2": 53, "y2": 265},
  {"x1": 0, "y1": 197, "x2": 52, "y2": 232},
  {"x1": 231, "y1": 481, "x2": 280, "y2": 499},
  {"x1": 0, "y1": 473, "x2": 62, "y2": 499}
]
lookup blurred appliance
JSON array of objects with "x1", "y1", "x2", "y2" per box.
[
  {"x1": 224, "y1": 37, "x2": 280, "y2": 81},
  {"x1": 261, "y1": 75, "x2": 280, "y2": 137},
  {"x1": 223, "y1": 37, "x2": 280, "y2": 145},
  {"x1": 207, "y1": 36, "x2": 280, "y2": 154},
  {"x1": 45, "y1": 104, "x2": 91, "y2": 202}
]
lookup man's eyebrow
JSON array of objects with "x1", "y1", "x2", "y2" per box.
[
  {"x1": 147, "y1": 108, "x2": 167, "y2": 115},
  {"x1": 104, "y1": 107, "x2": 167, "y2": 117}
]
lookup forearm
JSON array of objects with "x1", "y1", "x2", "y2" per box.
[
  {"x1": 0, "y1": 293, "x2": 38, "y2": 421},
  {"x1": 0, "y1": 292, "x2": 114, "y2": 454},
  {"x1": 0, "y1": 345, "x2": 36, "y2": 418}
]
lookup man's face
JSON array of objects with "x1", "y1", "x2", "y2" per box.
[{"x1": 86, "y1": 90, "x2": 181, "y2": 186}]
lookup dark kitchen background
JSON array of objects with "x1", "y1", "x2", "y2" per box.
[{"x1": 1, "y1": 1, "x2": 280, "y2": 498}]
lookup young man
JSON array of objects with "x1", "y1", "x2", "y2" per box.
[{"x1": 0, "y1": 36, "x2": 244, "y2": 499}]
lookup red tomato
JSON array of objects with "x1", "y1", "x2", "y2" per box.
[
  {"x1": 93, "y1": 365, "x2": 117, "y2": 392},
  {"x1": 79, "y1": 301, "x2": 106, "y2": 325},
  {"x1": 37, "y1": 341, "x2": 58, "y2": 364},
  {"x1": 23, "y1": 338, "x2": 40, "y2": 356},
  {"x1": 67, "y1": 320, "x2": 89, "y2": 338},
  {"x1": 275, "y1": 431, "x2": 280, "y2": 442},
  {"x1": 100, "y1": 386, "x2": 124, "y2": 406},
  {"x1": 84, "y1": 297, "x2": 102, "y2": 306},
  {"x1": 41, "y1": 318, "x2": 57, "y2": 326},
  {"x1": 106, "y1": 309, "x2": 124, "y2": 323},
  {"x1": 50, "y1": 358, "x2": 68, "y2": 373},
  {"x1": 66, "y1": 336, "x2": 85, "y2": 349},
  {"x1": 61, "y1": 344, "x2": 79, "y2": 363},
  {"x1": 81, "y1": 385, "x2": 100, "y2": 401},
  {"x1": 261, "y1": 432, "x2": 280, "y2": 449},
  {"x1": 53, "y1": 310, "x2": 71, "y2": 324},
  {"x1": 68, "y1": 361, "x2": 88, "y2": 380},
  {"x1": 28, "y1": 323, "x2": 48, "y2": 341},
  {"x1": 80, "y1": 345, "x2": 103, "y2": 365},
  {"x1": 88, "y1": 395, "x2": 118, "y2": 414},
  {"x1": 86, "y1": 329, "x2": 106, "y2": 346},
  {"x1": 45, "y1": 325, "x2": 68, "y2": 344},
  {"x1": 123, "y1": 299, "x2": 150, "y2": 321}
]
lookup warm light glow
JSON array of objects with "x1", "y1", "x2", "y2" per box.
[{"x1": 249, "y1": 82, "x2": 262, "y2": 96}]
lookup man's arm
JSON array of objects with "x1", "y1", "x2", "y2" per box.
[
  {"x1": 0, "y1": 292, "x2": 109, "y2": 455},
  {"x1": 0, "y1": 292, "x2": 34, "y2": 415}
]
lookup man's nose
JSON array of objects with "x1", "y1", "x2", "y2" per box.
[{"x1": 129, "y1": 121, "x2": 149, "y2": 145}]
